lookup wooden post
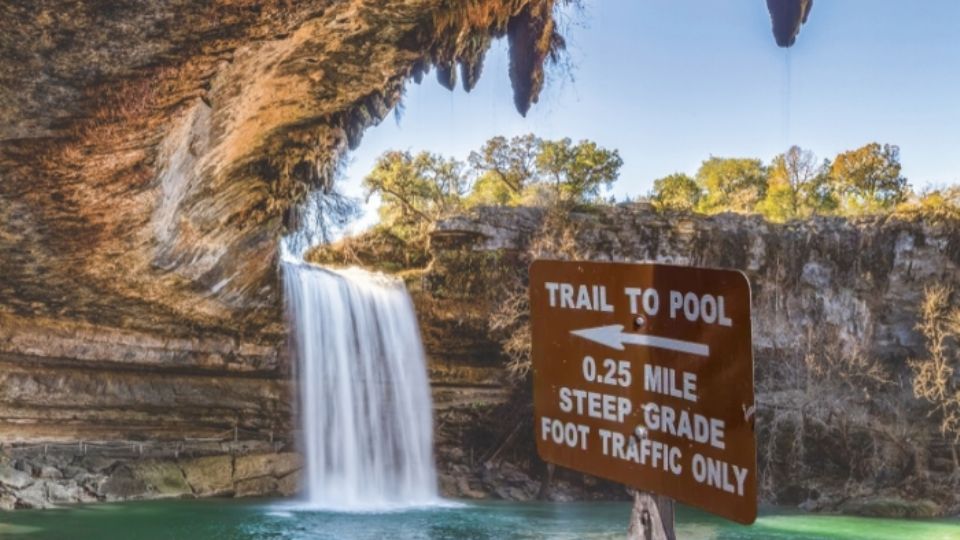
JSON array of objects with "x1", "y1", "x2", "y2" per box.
[
  {"x1": 627, "y1": 491, "x2": 676, "y2": 540},
  {"x1": 536, "y1": 462, "x2": 555, "y2": 500}
]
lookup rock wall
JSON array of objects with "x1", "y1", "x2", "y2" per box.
[
  {"x1": 420, "y1": 204, "x2": 960, "y2": 513},
  {"x1": 0, "y1": 0, "x2": 568, "y2": 507},
  {"x1": 430, "y1": 204, "x2": 960, "y2": 368},
  {"x1": 0, "y1": 449, "x2": 301, "y2": 509},
  {"x1": 0, "y1": 0, "x2": 564, "y2": 336},
  {"x1": 0, "y1": 0, "x2": 827, "y2": 509}
]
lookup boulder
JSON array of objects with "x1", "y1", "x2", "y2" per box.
[
  {"x1": 456, "y1": 476, "x2": 488, "y2": 500},
  {"x1": 46, "y1": 480, "x2": 83, "y2": 504},
  {"x1": 36, "y1": 466, "x2": 64, "y2": 480},
  {"x1": 0, "y1": 492, "x2": 18, "y2": 510},
  {"x1": 15, "y1": 482, "x2": 51, "y2": 509},
  {"x1": 100, "y1": 465, "x2": 147, "y2": 501},
  {"x1": 0, "y1": 464, "x2": 33, "y2": 490}
]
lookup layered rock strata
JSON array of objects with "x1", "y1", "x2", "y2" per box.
[
  {"x1": 0, "y1": 0, "x2": 566, "y2": 505},
  {"x1": 421, "y1": 205, "x2": 960, "y2": 514},
  {"x1": 0, "y1": 449, "x2": 301, "y2": 509}
]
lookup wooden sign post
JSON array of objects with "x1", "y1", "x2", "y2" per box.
[
  {"x1": 529, "y1": 261, "x2": 757, "y2": 535},
  {"x1": 628, "y1": 491, "x2": 675, "y2": 540}
]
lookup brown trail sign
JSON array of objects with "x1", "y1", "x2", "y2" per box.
[{"x1": 530, "y1": 260, "x2": 757, "y2": 526}]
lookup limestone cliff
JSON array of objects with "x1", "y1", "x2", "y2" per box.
[
  {"x1": 0, "y1": 0, "x2": 567, "y2": 506},
  {"x1": 0, "y1": 0, "x2": 565, "y2": 444},
  {"x1": 419, "y1": 205, "x2": 960, "y2": 514},
  {"x1": 0, "y1": 0, "x2": 828, "y2": 508}
]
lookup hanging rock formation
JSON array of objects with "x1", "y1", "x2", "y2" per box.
[
  {"x1": 767, "y1": 0, "x2": 813, "y2": 47},
  {"x1": 0, "y1": 0, "x2": 567, "y2": 504}
]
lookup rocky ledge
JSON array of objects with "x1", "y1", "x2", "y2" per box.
[{"x1": 0, "y1": 449, "x2": 301, "y2": 510}]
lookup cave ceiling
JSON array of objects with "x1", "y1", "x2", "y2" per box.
[
  {"x1": 0, "y1": 0, "x2": 564, "y2": 339},
  {"x1": 0, "y1": 1, "x2": 811, "y2": 340}
]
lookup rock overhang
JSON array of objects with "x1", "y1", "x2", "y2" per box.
[{"x1": 0, "y1": 0, "x2": 569, "y2": 338}]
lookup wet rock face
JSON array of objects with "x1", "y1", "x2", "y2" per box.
[{"x1": 767, "y1": 0, "x2": 813, "y2": 47}]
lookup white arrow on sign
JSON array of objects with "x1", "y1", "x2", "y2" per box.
[{"x1": 570, "y1": 324, "x2": 710, "y2": 357}]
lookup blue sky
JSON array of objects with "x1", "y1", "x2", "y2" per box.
[{"x1": 339, "y1": 0, "x2": 960, "y2": 231}]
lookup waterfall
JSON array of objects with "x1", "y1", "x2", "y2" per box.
[{"x1": 283, "y1": 260, "x2": 438, "y2": 510}]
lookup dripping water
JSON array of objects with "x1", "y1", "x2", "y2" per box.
[{"x1": 782, "y1": 47, "x2": 792, "y2": 150}]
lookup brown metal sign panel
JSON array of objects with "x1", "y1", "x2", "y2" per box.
[{"x1": 530, "y1": 260, "x2": 756, "y2": 525}]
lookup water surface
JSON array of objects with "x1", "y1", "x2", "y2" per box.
[{"x1": 1, "y1": 499, "x2": 958, "y2": 540}]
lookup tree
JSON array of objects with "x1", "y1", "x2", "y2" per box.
[
  {"x1": 900, "y1": 186, "x2": 960, "y2": 220},
  {"x1": 363, "y1": 150, "x2": 468, "y2": 242},
  {"x1": 694, "y1": 157, "x2": 768, "y2": 214},
  {"x1": 757, "y1": 146, "x2": 835, "y2": 221},
  {"x1": 465, "y1": 170, "x2": 519, "y2": 207},
  {"x1": 468, "y1": 134, "x2": 541, "y2": 195},
  {"x1": 364, "y1": 135, "x2": 622, "y2": 246},
  {"x1": 466, "y1": 134, "x2": 621, "y2": 207},
  {"x1": 910, "y1": 285, "x2": 960, "y2": 442},
  {"x1": 536, "y1": 138, "x2": 622, "y2": 204},
  {"x1": 830, "y1": 143, "x2": 909, "y2": 214},
  {"x1": 756, "y1": 174, "x2": 796, "y2": 222},
  {"x1": 650, "y1": 173, "x2": 701, "y2": 212}
]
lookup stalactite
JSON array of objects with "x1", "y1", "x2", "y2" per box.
[{"x1": 766, "y1": 0, "x2": 813, "y2": 48}]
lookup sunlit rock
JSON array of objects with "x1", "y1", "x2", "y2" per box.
[{"x1": 0, "y1": 1, "x2": 566, "y2": 481}]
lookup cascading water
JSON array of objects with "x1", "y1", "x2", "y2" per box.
[{"x1": 283, "y1": 259, "x2": 438, "y2": 510}]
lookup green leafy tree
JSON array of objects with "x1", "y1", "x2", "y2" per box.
[
  {"x1": 795, "y1": 160, "x2": 839, "y2": 216},
  {"x1": 465, "y1": 134, "x2": 621, "y2": 207},
  {"x1": 365, "y1": 135, "x2": 622, "y2": 247},
  {"x1": 830, "y1": 143, "x2": 909, "y2": 214},
  {"x1": 363, "y1": 150, "x2": 468, "y2": 242},
  {"x1": 468, "y1": 134, "x2": 541, "y2": 195},
  {"x1": 651, "y1": 173, "x2": 701, "y2": 211},
  {"x1": 465, "y1": 170, "x2": 520, "y2": 207},
  {"x1": 756, "y1": 177, "x2": 795, "y2": 222},
  {"x1": 694, "y1": 157, "x2": 768, "y2": 214},
  {"x1": 536, "y1": 138, "x2": 623, "y2": 204},
  {"x1": 757, "y1": 146, "x2": 835, "y2": 221},
  {"x1": 895, "y1": 186, "x2": 960, "y2": 220}
]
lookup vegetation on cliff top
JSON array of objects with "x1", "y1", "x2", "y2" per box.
[
  {"x1": 310, "y1": 135, "x2": 958, "y2": 270},
  {"x1": 308, "y1": 134, "x2": 622, "y2": 267},
  {"x1": 651, "y1": 143, "x2": 959, "y2": 222}
]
